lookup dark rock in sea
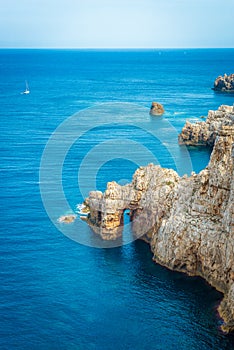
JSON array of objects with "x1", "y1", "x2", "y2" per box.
[
  {"x1": 149, "y1": 102, "x2": 164, "y2": 116},
  {"x1": 213, "y1": 73, "x2": 234, "y2": 92}
]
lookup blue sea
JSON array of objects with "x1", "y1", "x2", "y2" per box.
[{"x1": 1, "y1": 49, "x2": 234, "y2": 349}]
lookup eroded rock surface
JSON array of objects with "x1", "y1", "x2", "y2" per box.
[
  {"x1": 86, "y1": 166, "x2": 179, "y2": 240},
  {"x1": 84, "y1": 105, "x2": 234, "y2": 332},
  {"x1": 179, "y1": 105, "x2": 234, "y2": 146},
  {"x1": 213, "y1": 74, "x2": 234, "y2": 92}
]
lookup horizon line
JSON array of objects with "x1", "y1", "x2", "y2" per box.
[{"x1": 0, "y1": 47, "x2": 234, "y2": 50}]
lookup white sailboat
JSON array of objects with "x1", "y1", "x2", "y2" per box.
[{"x1": 22, "y1": 81, "x2": 30, "y2": 94}]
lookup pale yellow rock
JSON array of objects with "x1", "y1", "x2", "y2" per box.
[{"x1": 179, "y1": 105, "x2": 234, "y2": 146}]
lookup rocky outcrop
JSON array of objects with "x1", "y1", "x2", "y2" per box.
[
  {"x1": 84, "y1": 105, "x2": 234, "y2": 333},
  {"x1": 149, "y1": 102, "x2": 164, "y2": 116},
  {"x1": 85, "y1": 166, "x2": 179, "y2": 240},
  {"x1": 179, "y1": 105, "x2": 234, "y2": 146},
  {"x1": 213, "y1": 74, "x2": 234, "y2": 92}
]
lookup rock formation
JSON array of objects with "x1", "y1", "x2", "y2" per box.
[
  {"x1": 149, "y1": 102, "x2": 164, "y2": 116},
  {"x1": 179, "y1": 105, "x2": 234, "y2": 146},
  {"x1": 213, "y1": 74, "x2": 234, "y2": 92},
  {"x1": 84, "y1": 105, "x2": 234, "y2": 333}
]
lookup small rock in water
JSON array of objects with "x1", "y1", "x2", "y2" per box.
[
  {"x1": 149, "y1": 102, "x2": 164, "y2": 116},
  {"x1": 58, "y1": 214, "x2": 76, "y2": 224}
]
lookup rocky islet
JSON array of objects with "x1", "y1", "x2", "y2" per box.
[{"x1": 213, "y1": 74, "x2": 234, "y2": 93}]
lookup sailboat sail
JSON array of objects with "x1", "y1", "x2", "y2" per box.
[{"x1": 22, "y1": 81, "x2": 30, "y2": 94}]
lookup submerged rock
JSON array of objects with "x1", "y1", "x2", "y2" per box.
[
  {"x1": 149, "y1": 102, "x2": 164, "y2": 116},
  {"x1": 58, "y1": 214, "x2": 76, "y2": 224},
  {"x1": 85, "y1": 105, "x2": 234, "y2": 333},
  {"x1": 213, "y1": 73, "x2": 234, "y2": 92}
]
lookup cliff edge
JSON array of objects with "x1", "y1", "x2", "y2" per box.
[{"x1": 84, "y1": 105, "x2": 234, "y2": 333}]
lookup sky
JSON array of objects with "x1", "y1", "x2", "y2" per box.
[{"x1": 0, "y1": 0, "x2": 234, "y2": 48}]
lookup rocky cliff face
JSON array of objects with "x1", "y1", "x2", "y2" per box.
[
  {"x1": 84, "y1": 105, "x2": 234, "y2": 333},
  {"x1": 213, "y1": 74, "x2": 234, "y2": 92},
  {"x1": 178, "y1": 105, "x2": 234, "y2": 146}
]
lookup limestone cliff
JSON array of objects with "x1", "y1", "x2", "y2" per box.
[
  {"x1": 178, "y1": 105, "x2": 234, "y2": 146},
  {"x1": 84, "y1": 105, "x2": 234, "y2": 333}
]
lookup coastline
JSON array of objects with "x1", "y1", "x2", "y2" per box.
[{"x1": 84, "y1": 105, "x2": 234, "y2": 333}]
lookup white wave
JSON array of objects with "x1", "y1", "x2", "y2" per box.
[
  {"x1": 76, "y1": 203, "x2": 89, "y2": 216},
  {"x1": 174, "y1": 112, "x2": 186, "y2": 115}
]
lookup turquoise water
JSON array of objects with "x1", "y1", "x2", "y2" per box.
[{"x1": 1, "y1": 49, "x2": 234, "y2": 349}]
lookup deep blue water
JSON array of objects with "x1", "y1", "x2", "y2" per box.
[{"x1": 1, "y1": 49, "x2": 234, "y2": 349}]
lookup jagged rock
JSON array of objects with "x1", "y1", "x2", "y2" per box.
[
  {"x1": 178, "y1": 105, "x2": 234, "y2": 146},
  {"x1": 149, "y1": 102, "x2": 164, "y2": 116},
  {"x1": 84, "y1": 105, "x2": 234, "y2": 333},
  {"x1": 213, "y1": 74, "x2": 234, "y2": 92}
]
